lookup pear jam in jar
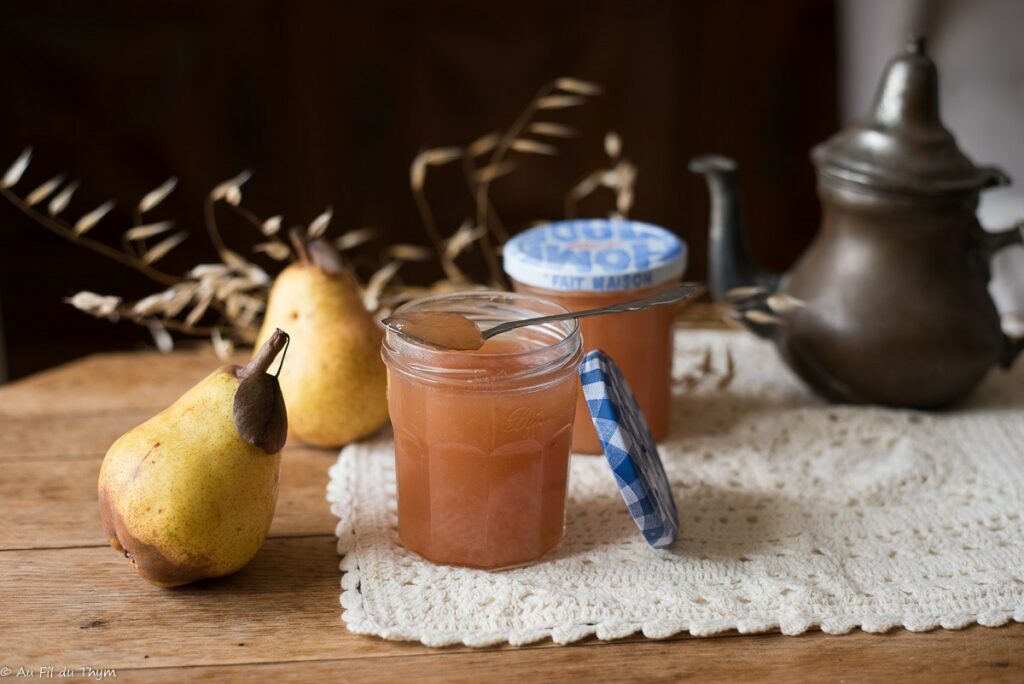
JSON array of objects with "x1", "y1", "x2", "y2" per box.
[
  {"x1": 504, "y1": 220, "x2": 687, "y2": 454},
  {"x1": 381, "y1": 292, "x2": 583, "y2": 570}
]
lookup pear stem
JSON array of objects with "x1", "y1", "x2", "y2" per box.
[
  {"x1": 289, "y1": 228, "x2": 311, "y2": 266},
  {"x1": 273, "y1": 334, "x2": 291, "y2": 378},
  {"x1": 240, "y1": 328, "x2": 289, "y2": 379}
]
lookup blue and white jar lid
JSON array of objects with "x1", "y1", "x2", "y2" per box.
[
  {"x1": 503, "y1": 219, "x2": 687, "y2": 293},
  {"x1": 579, "y1": 349, "x2": 679, "y2": 548}
]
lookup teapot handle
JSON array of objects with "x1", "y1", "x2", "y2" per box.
[
  {"x1": 978, "y1": 221, "x2": 1024, "y2": 258},
  {"x1": 1004, "y1": 337, "x2": 1024, "y2": 368},
  {"x1": 978, "y1": 221, "x2": 1024, "y2": 367}
]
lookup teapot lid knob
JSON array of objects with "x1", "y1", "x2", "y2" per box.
[{"x1": 811, "y1": 34, "x2": 1009, "y2": 194}]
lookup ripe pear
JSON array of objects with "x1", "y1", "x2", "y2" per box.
[
  {"x1": 97, "y1": 330, "x2": 290, "y2": 587},
  {"x1": 253, "y1": 229, "x2": 388, "y2": 447}
]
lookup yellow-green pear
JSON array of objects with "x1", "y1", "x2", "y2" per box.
[
  {"x1": 98, "y1": 330, "x2": 290, "y2": 587},
  {"x1": 253, "y1": 229, "x2": 387, "y2": 447}
]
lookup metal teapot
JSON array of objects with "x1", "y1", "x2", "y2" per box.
[{"x1": 690, "y1": 37, "x2": 1023, "y2": 407}]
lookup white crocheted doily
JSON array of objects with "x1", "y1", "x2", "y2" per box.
[{"x1": 327, "y1": 330, "x2": 1024, "y2": 647}]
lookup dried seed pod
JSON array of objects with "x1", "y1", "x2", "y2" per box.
[
  {"x1": 536, "y1": 95, "x2": 586, "y2": 109},
  {"x1": 444, "y1": 223, "x2": 485, "y2": 261},
  {"x1": 468, "y1": 132, "x2": 500, "y2": 157},
  {"x1": 184, "y1": 291, "x2": 214, "y2": 329},
  {"x1": 386, "y1": 244, "x2": 434, "y2": 262},
  {"x1": 363, "y1": 261, "x2": 403, "y2": 311},
  {"x1": 142, "y1": 231, "x2": 188, "y2": 264},
  {"x1": 148, "y1": 323, "x2": 173, "y2": 352},
  {"x1": 725, "y1": 286, "x2": 768, "y2": 302},
  {"x1": 210, "y1": 170, "x2": 251, "y2": 202},
  {"x1": 260, "y1": 215, "x2": 283, "y2": 236},
  {"x1": 335, "y1": 227, "x2": 376, "y2": 251},
  {"x1": 253, "y1": 240, "x2": 291, "y2": 261},
  {"x1": 419, "y1": 148, "x2": 462, "y2": 166},
  {"x1": 554, "y1": 77, "x2": 602, "y2": 95},
  {"x1": 766, "y1": 293, "x2": 807, "y2": 314},
  {"x1": 744, "y1": 309, "x2": 781, "y2": 325},
  {"x1": 529, "y1": 122, "x2": 576, "y2": 138},
  {"x1": 307, "y1": 207, "x2": 333, "y2": 238},
  {"x1": 74, "y1": 201, "x2": 116, "y2": 235},
  {"x1": 26, "y1": 174, "x2": 65, "y2": 206},
  {"x1": 211, "y1": 328, "x2": 234, "y2": 360},
  {"x1": 66, "y1": 291, "x2": 121, "y2": 317},
  {"x1": 48, "y1": 181, "x2": 79, "y2": 216},
  {"x1": 164, "y1": 284, "x2": 197, "y2": 318},
  {"x1": 511, "y1": 139, "x2": 557, "y2": 155},
  {"x1": 1, "y1": 147, "x2": 32, "y2": 188},
  {"x1": 189, "y1": 263, "x2": 230, "y2": 279},
  {"x1": 138, "y1": 177, "x2": 178, "y2": 213},
  {"x1": 124, "y1": 221, "x2": 175, "y2": 242},
  {"x1": 132, "y1": 291, "x2": 171, "y2": 317},
  {"x1": 604, "y1": 132, "x2": 622, "y2": 159}
]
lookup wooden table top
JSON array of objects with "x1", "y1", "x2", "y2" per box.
[{"x1": 2, "y1": 334, "x2": 1022, "y2": 682}]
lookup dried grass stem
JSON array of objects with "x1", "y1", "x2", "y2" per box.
[{"x1": 0, "y1": 186, "x2": 181, "y2": 286}]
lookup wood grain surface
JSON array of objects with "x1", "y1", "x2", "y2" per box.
[{"x1": 2, "y1": 327, "x2": 1022, "y2": 682}]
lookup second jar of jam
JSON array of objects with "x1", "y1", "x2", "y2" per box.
[{"x1": 503, "y1": 219, "x2": 688, "y2": 454}]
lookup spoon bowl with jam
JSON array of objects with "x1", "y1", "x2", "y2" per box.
[{"x1": 382, "y1": 282, "x2": 702, "y2": 351}]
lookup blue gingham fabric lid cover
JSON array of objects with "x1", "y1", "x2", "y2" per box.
[
  {"x1": 578, "y1": 349, "x2": 679, "y2": 548},
  {"x1": 503, "y1": 219, "x2": 687, "y2": 292}
]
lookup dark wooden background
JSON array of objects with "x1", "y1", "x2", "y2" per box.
[{"x1": 0, "y1": 0, "x2": 836, "y2": 380}]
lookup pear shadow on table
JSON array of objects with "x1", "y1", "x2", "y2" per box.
[{"x1": 162, "y1": 535, "x2": 338, "y2": 599}]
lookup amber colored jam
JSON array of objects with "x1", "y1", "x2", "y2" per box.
[
  {"x1": 381, "y1": 292, "x2": 582, "y2": 569},
  {"x1": 513, "y1": 279, "x2": 678, "y2": 454}
]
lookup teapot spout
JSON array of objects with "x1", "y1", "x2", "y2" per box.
[
  {"x1": 1001, "y1": 336, "x2": 1023, "y2": 369},
  {"x1": 689, "y1": 155, "x2": 781, "y2": 301}
]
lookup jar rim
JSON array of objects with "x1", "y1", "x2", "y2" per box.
[{"x1": 381, "y1": 290, "x2": 582, "y2": 387}]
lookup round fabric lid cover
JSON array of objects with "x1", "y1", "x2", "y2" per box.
[
  {"x1": 578, "y1": 349, "x2": 679, "y2": 548},
  {"x1": 503, "y1": 219, "x2": 687, "y2": 292}
]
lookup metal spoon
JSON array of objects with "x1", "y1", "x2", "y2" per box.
[{"x1": 382, "y1": 282, "x2": 703, "y2": 351}]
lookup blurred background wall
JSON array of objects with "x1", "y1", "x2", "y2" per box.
[{"x1": 0, "y1": 0, "x2": 843, "y2": 379}]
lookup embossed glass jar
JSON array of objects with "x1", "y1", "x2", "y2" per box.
[{"x1": 381, "y1": 291, "x2": 583, "y2": 569}]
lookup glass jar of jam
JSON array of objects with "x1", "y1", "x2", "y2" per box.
[
  {"x1": 381, "y1": 291, "x2": 583, "y2": 569},
  {"x1": 503, "y1": 220, "x2": 687, "y2": 454}
]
